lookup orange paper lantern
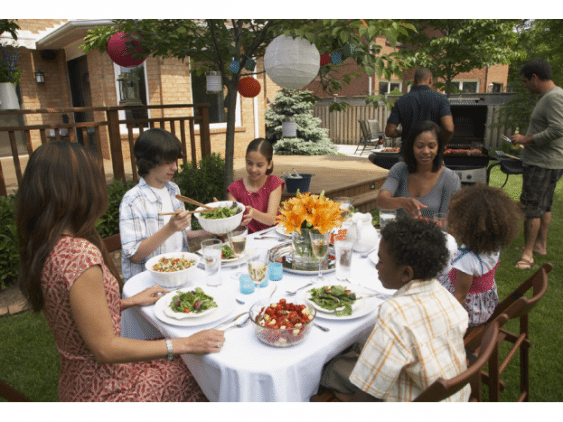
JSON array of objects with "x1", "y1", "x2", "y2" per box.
[
  {"x1": 238, "y1": 77, "x2": 261, "y2": 98},
  {"x1": 107, "y1": 32, "x2": 145, "y2": 68}
]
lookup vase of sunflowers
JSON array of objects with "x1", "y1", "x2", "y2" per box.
[{"x1": 277, "y1": 192, "x2": 343, "y2": 271}]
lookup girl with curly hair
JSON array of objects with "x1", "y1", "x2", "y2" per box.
[{"x1": 440, "y1": 184, "x2": 523, "y2": 326}]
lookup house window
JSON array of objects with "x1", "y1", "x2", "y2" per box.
[
  {"x1": 113, "y1": 63, "x2": 149, "y2": 129},
  {"x1": 490, "y1": 83, "x2": 503, "y2": 93},
  {"x1": 190, "y1": 72, "x2": 241, "y2": 127},
  {"x1": 379, "y1": 81, "x2": 402, "y2": 95},
  {"x1": 449, "y1": 80, "x2": 479, "y2": 94}
]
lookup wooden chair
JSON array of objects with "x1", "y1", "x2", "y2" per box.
[
  {"x1": 102, "y1": 233, "x2": 121, "y2": 253},
  {"x1": 355, "y1": 120, "x2": 380, "y2": 155},
  {"x1": 0, "y1": 379, "x2": 32, "y2": 402},
  {"x1": 414, "y1": 321, "x2": 500, "y2": 402},
  {"x1": 464, "y1": 262, "x2": 552, "y2": 402}
]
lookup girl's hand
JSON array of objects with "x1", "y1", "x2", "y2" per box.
[
  {"x1": 167, "y1": 210, "x2": 192, "y2": 232},
  {"x1": 401, "y1": 198, "x2": 427, "y2": 218},
  {"x1": 175, "y1": 329, "x2": 226, "y2": 354},
  {"x1": 242, "y1": 206, "x2": 254, "y2": 226},
  {"x1": 128, "y1": 285, "x2": 170, "y2": 307}
]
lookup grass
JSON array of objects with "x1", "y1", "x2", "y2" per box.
[{"x1": 0, "y1": 165, "x2": 561, "y2": 402}]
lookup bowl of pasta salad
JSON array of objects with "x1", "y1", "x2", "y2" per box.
[
  {"x1": 145, "y1": 252, "x2": 200, "y2": 288},
  {"x1": 194, "y1": 201, "x2": 246, "y2": 235},
  {"x1": 249, "y1": 297, "x2": 316, "y2": 347}
]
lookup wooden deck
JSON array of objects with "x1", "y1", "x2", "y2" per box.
[{"x1": 2, "y1": 153, "x2": 388, "y2": 212}]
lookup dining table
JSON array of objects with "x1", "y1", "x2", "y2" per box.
[{"x1": 121, "y1": 225, "x2": 454, "y2": 402}]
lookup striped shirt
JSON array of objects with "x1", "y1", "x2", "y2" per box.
[
  {"x1": 350, "y1": 278, "x2": 470, "y2": 401},
  {"x1": 119, "y1": 178, "x2": 188, "y2": 281}
]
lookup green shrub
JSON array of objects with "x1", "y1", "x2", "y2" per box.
[
  {"x1": 95, "y1": 178, "x2": 135, "y2": 238},
  {"x1": 173, "y1": 153, "x2": 226, "y2": 230},
  {"x1": 0, "y1": 194, "x2": 18, "y2": 289}
]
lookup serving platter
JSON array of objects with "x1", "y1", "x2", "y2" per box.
[
  {"x1": 154, "y1": 287, "x2": 235, "y2": 327},
  {"x1": 267, "y1": 241, "x2": 335, "y2": 275}
]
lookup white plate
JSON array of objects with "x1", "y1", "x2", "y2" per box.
[
  {"x1": 275, "y1": 224, "x2": 291, "y2": 237},
  {"x1": 163, "y1": 289, "x2": 219, "y2": 320},
  {"x1": 154, "y1": 286, "x2": 236, "y2": 327},
  {"x1": 301, "y1": 284, "x2": 381, "y2": 320}
]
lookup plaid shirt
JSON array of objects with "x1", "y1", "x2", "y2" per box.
[
  {"x1": 350, "y1": 279, "x2": 470, "y2": 401},
  {"x1": 119, "y1": 178, "x2": 188, "y2": 281}
]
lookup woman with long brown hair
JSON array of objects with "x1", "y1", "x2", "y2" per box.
[{"x1": 16, "y1": 141, "x2": 224, "y2": 401}]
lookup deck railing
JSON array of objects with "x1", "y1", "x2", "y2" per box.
[{"x1": 0, "y1": 104, "x2": 211, "y2": 196}]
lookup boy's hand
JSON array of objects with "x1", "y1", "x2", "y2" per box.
[{"x1": 168, "y1": 210, "x2": 192, "y2": 232}]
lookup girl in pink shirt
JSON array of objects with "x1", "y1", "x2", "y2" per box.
[{"x1": 227, "y1": 138, "x2": 285, "y2": 233}]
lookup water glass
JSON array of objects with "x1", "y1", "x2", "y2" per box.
[
  {"x1": 336, "y1": 197, "x2": 353, "y2": 221},
  {"x1": 201, "y1": 239, "x2": 222, "y2": 286},
  {"x1": 334, "y1": 239, "x2": 353, "y2": 282},
  {"x1": 268, "y1": 262, "x2": 283, "y2": 281},
  {"x1": 433, "y1": 212, "x2": 448, "y2": 232},
  {"x1": 227, "y1": 226, "x2": 248, "y2": 279},
  {"x1": 379, "y1": 208, "x2": 396, "y2": 229},
  {"x1": 239, "y1": 274, "x2": 255, "y2": 295}
]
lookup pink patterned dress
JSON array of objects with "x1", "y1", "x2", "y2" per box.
[
  {"x1": 227, "y1": 174, "x2": 285, "y2": 233},
  {"x1": 41, "y1": 236, "x2": 207, "y2": 402}
]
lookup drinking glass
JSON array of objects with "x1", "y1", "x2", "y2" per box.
[
  {"x1": 335, "y1": 197, "x2": 353, "y2": 221},
  {"x1": 309, "y1": 231, "x2": 330, "y2": 281},
  {"x1": 334, "y1": 239, "x2": 353, "y2": 282},
  {"x1": 227, "y1": 226, "x2": 248, "y2": 279},
  {"x1": 248, "y1": 251, "x2": 269, "y2": 291},
  {"x1": 379, "y1": 208, "x2": 396, "y2": 229},
  {"x1": 201, "y1": 239, "x2": 222, "y2": 286},
  {"x1": 433, "y1": 213, "x2": 448, "y2": 232}
]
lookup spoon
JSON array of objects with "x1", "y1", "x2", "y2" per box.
[
  {"x1": 265, "y1": 285, "x2": 277, "y2": 305},
  {"x1": 286, "y1": 281, "x2": 314, "y2": 296}
]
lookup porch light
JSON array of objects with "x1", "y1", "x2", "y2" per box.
[
  {"x1": 35, "y1": 70, "x2": 45, "y2": 84},
  {"x1": 282, "y1": 116, "x2": 297, "y2": 138},
  {"x1": 206, "y1": 71, "x2": 223, "y2": 94},
  {"x1": 117, "y1": 72, "x2": 142, "y2": 106}
]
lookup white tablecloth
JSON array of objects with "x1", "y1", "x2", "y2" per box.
[{"x1": 121, "y1": 229, "x2": 397, "y2": 402}]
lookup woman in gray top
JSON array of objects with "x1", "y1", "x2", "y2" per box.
[{"x1": 375, "y1": 121, "x2": 461, "y2": 219}]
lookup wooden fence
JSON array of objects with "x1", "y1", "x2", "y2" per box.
[
  {"x1": 313, "y1": 100, "x2": 517, "y2": 150},
  {"x1": 0, "y1": 104, "x2": 211, "y2": 197}
]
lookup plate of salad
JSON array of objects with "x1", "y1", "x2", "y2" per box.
[
  {"x1": 302, "y1": 284, "x2": 381, "y2": 320},
  {"x1": 155, "y1": 287, "x2": 236, "y2": 326},
  {"x1": 163, "y1": 288, "x2": 218, "y2": 320}
]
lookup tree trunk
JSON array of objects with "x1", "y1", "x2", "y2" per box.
[{"x1": 223, "y1": 78, "x2": 239, "y2": 197}]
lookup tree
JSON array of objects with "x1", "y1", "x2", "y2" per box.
[
  {"x1": 265, "y1": 88, "x2": 336, "y2": 155},
  {"x1": 399, "y1": 19, "x2": 523, "y2": 97},
  {"x1": 81, "y1": 19, "x2": 414, "y2": 192}
]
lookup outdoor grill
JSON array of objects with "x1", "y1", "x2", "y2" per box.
[{"x1": 444, "y1": 104, "x2": 492, "y2": 185}]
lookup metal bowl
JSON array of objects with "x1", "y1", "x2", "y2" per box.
[{"x1": 249, "y1": 296, "x2": 316, "y2": 348}]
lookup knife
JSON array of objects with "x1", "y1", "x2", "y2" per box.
[{"x1": 210, "y1": 312, "x2": 249, "y2": 330}]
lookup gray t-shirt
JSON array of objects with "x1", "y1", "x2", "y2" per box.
[
  {"x1": 523, "y1": 86, "x2": 563, "y2": 169},
  {"x1": 380, "y1": 162, "x2": 461, "y2": 218}
]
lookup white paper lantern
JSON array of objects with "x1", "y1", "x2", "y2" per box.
[
  {"x1": 282, "y1": 117, "x2": 297, "y2": 138},
  {"x1": 206, "y1": 71, "x2": 223, "y2": 94},
  {"x1": 264, "y1": 35, "x2": 320, "y2": 90}
]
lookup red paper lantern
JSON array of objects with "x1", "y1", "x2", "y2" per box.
[
  {"x1": 238, "y1": 77, "x2": 261, "y2": 98},
  {"x1": 320, "y1": 53, "x2": 331, "y2": 66},
  {"x1": 107, "y1": 32, "x2": 145, "y2": 68}
]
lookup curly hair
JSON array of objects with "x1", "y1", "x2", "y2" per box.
[
  {"x1": 447, "y1": 184, "x2": 523, "y2": 255},
  {"x1": 134, "y1": 128, "x2": 185, "y2": 177},
  {"x1": 402, "y1": 120, "x2": 445, "y2": 173},
  {"x1": 380, "y1": 216, "x2": 450, "y2": 281}
]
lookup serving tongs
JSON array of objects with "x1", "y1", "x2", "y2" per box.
[
  {"x1": 175, "y1": 194, "x2": 214, "y2": 211},
  {"x1": 158, "y1": 209, "x2": 206, "y2": 216}
]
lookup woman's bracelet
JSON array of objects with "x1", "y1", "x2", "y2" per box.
[{"x1": 165, "y1": 338, "x2": 174, "y2": 361}]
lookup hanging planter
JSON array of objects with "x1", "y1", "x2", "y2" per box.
[
  {"x1": 206, "y1": 71, "x2": 223, "y2": 94},
  {"x1": 238, "y1": 77, "x2": 261, "y2": 98},
  {"x1": 0, "y1": 82, "x2": 19, "y2": 110},
  {"x1": 107, "y1": 32, "x2": 145, "y2": 68},
  {"x1": 264, "y1": 35, "x2": 320, "y2": 90}
]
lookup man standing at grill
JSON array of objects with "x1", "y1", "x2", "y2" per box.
[
  {"x1": 385, "y1": 68, "x2": 454, "y2": 147},
  {"x1": 512, "y1": 58, "x2": 563, "y2": 269}
]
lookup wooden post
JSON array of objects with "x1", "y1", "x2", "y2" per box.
[
  {"x1": 197, "y1": 104, "x2": 211, "y2": 158},
  {"x1": 106, "y1": 108, "x2": 126, "y2": 182}
]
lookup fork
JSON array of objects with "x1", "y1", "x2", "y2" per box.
[
  {"x1": 223, "y1": 316, "x2": 250, "y2": 331},
  {"x1": 286, "y1": 281, "x2": 314, "y2": 295}
]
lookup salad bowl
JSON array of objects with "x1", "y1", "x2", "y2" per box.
[
  {"x1": 145, "y1": 252, "x2": 200, "y2": 288},
  {"x1": 194, "y1": 201, "x2": 246, "y2": 234}
]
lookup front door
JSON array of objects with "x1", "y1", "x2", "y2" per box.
[{"x1": 67, "y1": 56, "x2": 94, "y2": 147}]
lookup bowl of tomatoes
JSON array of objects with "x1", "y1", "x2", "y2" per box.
[{"x1": 249, "y1": 297, "x2": 316, "y2": 347}]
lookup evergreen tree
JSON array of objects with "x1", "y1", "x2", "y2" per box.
[{"x1": 265, "y1": 89, "x2": 336, "y2": 155}]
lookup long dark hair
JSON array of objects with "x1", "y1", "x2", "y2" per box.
[
  {"x1": 16, "y1": 141, "x2": 122, "y2": 312},
  {"x1": 402, "y1": 120, "x2": 444, "y2": 173},
  {"x1": 246, "y1": 138, "x2": 274, "y2": 175}
]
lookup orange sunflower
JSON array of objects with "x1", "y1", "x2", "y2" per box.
[{"x1": 276, "y1": 192, "x2": 343, "y2": 234}]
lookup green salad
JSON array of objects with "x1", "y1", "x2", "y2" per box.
[
  {"x1": 221, "y1": 244, "x2": 236, "y2": 260},
  {"x1": 169, "y1": 288, "x2": 218, "y2": 314},
  {"x1": 308, "y1": 285, "x2": 358, "y2": 317},
  {"x1": 200, "y1": 204, "x2": 242, "y2": 219}
]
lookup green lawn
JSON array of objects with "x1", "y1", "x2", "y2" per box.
[{"x1": 1, "y1": 165, "x2": 561, "y2": 402}]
